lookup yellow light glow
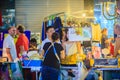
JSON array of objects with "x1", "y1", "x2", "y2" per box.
[
  {"x1": 82, "y1": 13, "x2": 86, "y2": 17},
  {"x1": 90, "y1": 10, "x2": 93, "y2": 13},
  {"x1": 107, "y1": 7, "x2": 110, "y2": 11}
]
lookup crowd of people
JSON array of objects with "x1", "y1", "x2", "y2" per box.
[
  {"x1": 1, "y1": 23, "x2": 120, "y2": 80},
  {"x1": 2, "y1": 25, "x2": 76, "y2": 80}
]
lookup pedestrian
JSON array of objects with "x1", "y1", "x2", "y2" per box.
[
  {"x1": 16, "y1": 24, "x2": 29, "y2": 59},
  {"x1": 40, "y1": 32, "x2": 65, "y2": 80},
  {"x1": 2, "y1": 26, "x2": 23, "y2": 80}
]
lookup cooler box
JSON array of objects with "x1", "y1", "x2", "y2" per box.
[{"x1": 23, "y1": 60, "x2": 42, "y2": 67}]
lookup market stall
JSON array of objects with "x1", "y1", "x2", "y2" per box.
[{"x1": 0, "y1": 0, "x2": 120, "y2": 80}]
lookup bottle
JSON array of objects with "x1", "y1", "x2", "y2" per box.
[
  {"x1": 118, "y1": 56, "x2": 120, "y2": 68},
  {"x1": 90, "y1": 58, "x2": 94, "y2": 67},
  {"x1": 117, "y1": 50, "x2": 120, "y2": 68}
]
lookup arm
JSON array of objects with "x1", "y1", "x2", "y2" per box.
[
  {"x1": 39, "y1": 50, "x2": 44, "y2": 59},
  {"x1": 20, "y1": 45, "x2": 25, "y2": 55},
  {"x1": 39, "y1": 41, "x2": 45, "y2": 54},
  {"x1": 76, "y1": 41, "x2": 81, "y2": 53},
  {"x1": 6, "y1": 48, "x2": 13, "y2": 62},
  {"x1": 62, "y1": 42, "x2": 66, "y2": 50},
  {"x1": 60, "y1": 50, "x2": 65, "y2": 60}
]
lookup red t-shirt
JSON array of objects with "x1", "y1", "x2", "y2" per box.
[{"x1": 16, "y1": 34, "x2": 29, "y2": 58}]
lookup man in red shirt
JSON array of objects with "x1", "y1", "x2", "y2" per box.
[{"x1": 16, "y1": 24, "x2": 29, "y2": 58}]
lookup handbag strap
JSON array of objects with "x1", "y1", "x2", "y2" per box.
[
  {"x1": 52, "y1": 43, "x2": 60, "y2": 63},
  {"x1": 43, "y1": 42, "x2": 60, "y2": 63},
  {"x1": 43, "y1": 44, "x2": 52, "y2": 60}
]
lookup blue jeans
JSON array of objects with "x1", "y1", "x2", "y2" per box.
[{"x1": 41, "y1": 66, "x2": 60, "y2": 80}]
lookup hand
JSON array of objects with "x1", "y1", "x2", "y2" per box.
[
  {"x1": 14, "y1": 58, "x2": 20, "y2": 62},
  {"x1": 105, "y1": 40, "x2": 109, "y2": 43}
]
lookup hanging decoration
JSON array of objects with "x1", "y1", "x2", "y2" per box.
[
  {"x1": 102, "y1": 1, "x2": 118, "y2": 20},
  {"x1": 105, "y1": 2, "x2": 117, "y2": 16}
]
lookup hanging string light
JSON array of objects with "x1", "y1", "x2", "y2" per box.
[{"x1": 105, "y1": 2, "x2": 117, "y2": 16}]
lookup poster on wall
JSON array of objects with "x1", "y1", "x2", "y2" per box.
[
  {"x1": 68, "y1": 27, "x2": 91, "y2": 41},
  {"x1": 0, "y1": 9, "x2": 15, "y2": 32}
]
